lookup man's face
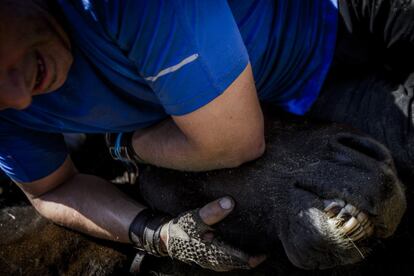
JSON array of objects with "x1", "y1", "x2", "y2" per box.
[{"x1": 0, "y1": 0, "x2": 73, "y2": 110}]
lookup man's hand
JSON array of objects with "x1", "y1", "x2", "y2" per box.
[{"x1": 158, "y1": 197, "x2": 266, "y2": 272}]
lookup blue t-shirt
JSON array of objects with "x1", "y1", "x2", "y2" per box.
[{"x1": 0, "y1": 0, "x2": 338, "y2": 182}]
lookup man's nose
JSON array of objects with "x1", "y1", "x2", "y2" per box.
[{"x1": 0, "y1": 69, "x2": 32, "y2": 110}]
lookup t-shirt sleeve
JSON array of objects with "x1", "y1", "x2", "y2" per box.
[
  {"x1": 106, "y1": 0, "x2": 249, "y2": 115},
  {"x1": 0, "y1": 120, "x2": 68, "y2": 183}
]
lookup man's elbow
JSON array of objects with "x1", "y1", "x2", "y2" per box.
[
  {"x1": 215, "y1": 135, "x2": 266, "y2": 168},
  {"x1": 234, "y1": 135, "x2": 266, "y2": 166}
]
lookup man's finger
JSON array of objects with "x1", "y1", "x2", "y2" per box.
[
  {"x1": 248, "y1": 255, "x2": 267, "y2": 268},
  {"x1": 201, "y1": 231, "x2": 215, "y2": 242},
  {"x1": 199, "y1": 197, "x2": 234, "y2": 225}
]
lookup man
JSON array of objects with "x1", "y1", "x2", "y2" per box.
[{"x1": 0, "y1": 0, "x2": 413, "y2": 272}]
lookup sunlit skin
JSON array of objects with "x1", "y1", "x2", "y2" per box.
[
  {"x1": 0, "y1": 0, "x2": 72, "y2": 110},
  {"x1": 1, "y1": 0, "x2": 266, "y2": 270}
]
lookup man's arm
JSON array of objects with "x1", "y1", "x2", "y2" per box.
[
  {"x1": 17, "y1": 157, "x2": 250, "y2": 245},
  {"x1": 17, "y1": 157, "x2": 145, "y2": 243},
  {"x1": 16, "y1": 156, "x2": 265, "y2": 270},
  {"x1": 132, "y1": 63, "x2": 265, "y2": 171}
]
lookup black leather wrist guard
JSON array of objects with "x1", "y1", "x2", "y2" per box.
[{"x1": 129, "y1": 209, "x2": 170, "y2": 256}]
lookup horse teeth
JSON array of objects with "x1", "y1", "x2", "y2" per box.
[
  {"x1": 337, "y1": 208, "x2": 352, "y2": 221},
  {"x1": 324, "y1": 199, "x2": 345, "y2": 208},
  {"x1": 348, "y1": 220, "x2": 375, "y2": 241},
  {"x1": 352, "y1": 231, "x2": 367, "y2": 241},
  {"x1": 344, "y1": 204, "x2": 359, "y2": 217},
  {"x1": 356, "y1": 212, "x2": 369, "y2": 224},
  {"x1": 323, "y1": 199, "x2": 374, "y2": 241},
  {"x1": 324, "y1": 204, "x2": 341, "y2": 218},
  {"x1": 360, "y1": 218, "x2": 370, "y2": 229},
  {"x1": 325, "y1": 207, "x2": 343, "y2": 218},
  {"x1": 324, "y1": 199, "x2": 346, "y2": 218},
  {"x1": 342, "y1": 217, "x2": 359, "y2": 234},
  {"x1": 349, "y1": 226, "x2": 366, "y2": 241}
]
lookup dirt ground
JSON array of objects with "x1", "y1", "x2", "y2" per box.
[{"x1": 1, "y1": 134, "x2": 414, "y2": 276}]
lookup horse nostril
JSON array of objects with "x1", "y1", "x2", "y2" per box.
[{"x1": 335, "y1": 134, "x2": 392, "y2": 163}]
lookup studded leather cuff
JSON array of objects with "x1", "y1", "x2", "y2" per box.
[{"x1": 128, "y1": 209, "x2": 170, "y2": 256}]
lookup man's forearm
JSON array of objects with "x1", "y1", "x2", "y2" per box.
[
  {"x1": 132, "y1": 119, "x2": 246, "y2": 171},
  {"x1": 30, "y1": 173, "x2": 145, "y2": 243}
]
